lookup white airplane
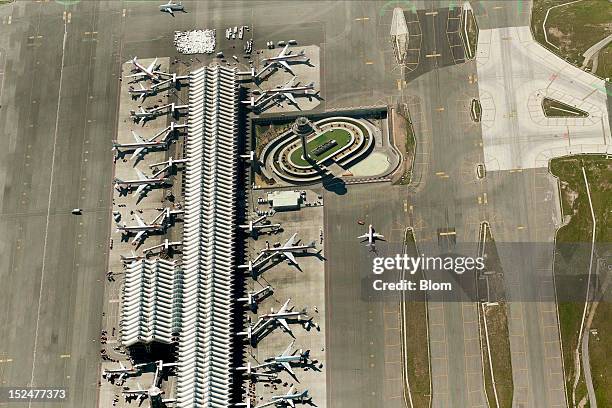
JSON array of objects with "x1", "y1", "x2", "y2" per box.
[
  {"x1": 239, "y1": 216, "x2": 281, "y2": 234},
  {"x1": 257, "y1": 387, "x2": 310, "y2": 408},
  {"x1": 263, "y1": 340, "x2": 310, "y2": 377},
  {"x1": 258, "y1": 44, "x2": 309, "y2": 76},
  {"x1": 260, "y1": 298, "x2": 307, "y2": 332},
  {"x1": 261, "y1": 233, "x2": 316, "y2": 265},
  {"x1": 113, "y1": 131, "x2": 168, "y2": 161},
  {"x1": 257, "y1": 77, "x2": 316, "y2": 105},
  {"x1": 235, "y1": 362, "x2": 278, "y2": 380},
  {"x1": 116, "y1": 213, "x2": 165, "y2": 245},
  {"x1": 130, "y1": 106, "x2": 159, "y2": 125},
  {"x1": 159, "y1": 0, "x2": 184, "y2": 16},
  {"x1": 128, "y1": 83, "x2": 159, "y2": 101},
  {"x1": 103, "y1": 362, "x2": 144, "y2": 381},
  {"x1": 126, "y1": 57, "x2": 161, "y2": 81},
  {"x1": 122, "y1": 360, "x2": 178, "y2": 401},
  {"x1": 114, "y1": 168, "x2": 169, "y2": 197},
  {"x1": 238, "y1": 285, "x2": 273, "y2": 310},
  {"x1": 358, "y1": 224, "x2": 384, "y2": 247}
]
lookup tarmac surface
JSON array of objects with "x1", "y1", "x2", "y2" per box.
[{"x1": 0, "y1": 2, "x2": 123, "y2": 407}]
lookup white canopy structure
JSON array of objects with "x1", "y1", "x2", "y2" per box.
[
  {"x1": 121, "y1": 258, "x2": 181, "y2": 347},
  {"x1": 175, "y1": 66, "x2": 239, "y2": 408}
]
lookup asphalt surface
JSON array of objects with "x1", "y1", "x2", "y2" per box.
[
  {"x1": 0, "y1": 1, "x2": 590, "y2": 407},
  {"x1": 323, "y1": 183, "x2": 408, "y2": 408},
  {"x1": 0, "y1": 1, "x2": 122, "y2": 407}
]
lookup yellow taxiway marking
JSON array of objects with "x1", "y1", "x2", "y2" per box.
[
  {"x1": 493, "y1": 6, "x2": 504, "y2": 9},
  {"x1": 478, "y1": 196, "x2": 482, "y2": 204},
  {"x1": 426, "y1": 53, "x2": 441, "y2": 58},
  {"x1": 397, "y1": 79, "x2": 402, "y2": 90},
  {"x1": 355, "y1": 17, "x2": 370, "y2": 21},
  {"x1": 425, "y1": 11, "x2": 438, "y2": 16},
  {"x1": 439, "y1": 231, "x2": 456, "y2": 236},
  {"x1": 0, "y1": 359, "x2": 13, "y2": 363},
  {"x1": 517, "y1": 226, "x2": 526, "y2": 230},
  {"x1": 60, "y1": 354, "x2": 70, "y2": 359},
  {"x1": 509, "y1": 168, "x2": 523, "y2": 173},
  {"x1": 365, "y1": 61, "x2": 374, "y2": 65},
  {"x1": 436, "y1": 107, "x2": 445, "y2": 112},
  {"x1": 483, "y1": 193, "x2": 488, "y2": 204}
]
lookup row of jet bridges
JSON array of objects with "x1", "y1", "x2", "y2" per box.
[
  {"x1": 107, "y1": 51, "x2": 320, "y2": 407},
  {"x1": 124, "y1": 39, "x2": 319, "y2": 114}
]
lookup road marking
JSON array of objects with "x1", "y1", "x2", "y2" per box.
[
  {"x1": 425, "y1": 11, "x2": 438, "y2": 16},
  {"x1": 60, "y1": 354, "x2": 70, "y2": 359},
  {"x1": 0, "y1": 359, "x2": 13, "y2": 363},
  {"x1": 355, "y1": 17, "x2": 370, "y2": 21},
  {"x1": 517, "y1": 226, "x2": 526, "y2": 230},
  {"x1": 426, "y1": 53, "x2": 441, "y2": 58},
  {"x1": 365, "y1": 61, "x2": 374, "y2": 65},
  {"x1": 29, "y1": 22, "x2": 68, "y2": 403},
  {"x1": 109, "y1": 299, "x2": 120, "y2": 303},
  {"x1": 436, "y1": 107, "x2": 445, "y2": 112},
  {"x1": 483, "y1": 193, "x2": 488, "y2": 204}
]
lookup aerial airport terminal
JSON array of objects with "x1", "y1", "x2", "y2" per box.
[{"x1": 0, "y1": 1, "x2": 610, "y2": 408}]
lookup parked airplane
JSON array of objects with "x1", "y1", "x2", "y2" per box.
[
  {"x1": 257, "y1": 77, "x2": 316, "y2": 105},
  {"x1": 264, "y1": 340, "x2": 310, "y2": 377},
  {"x1": 130, "y1": 106, "x2": 158, "y2": 125},
  {"x1": 358, "y1": 224, "x2": 384, "y2": 247},
  {"x1": 122, "y1": 361, "x2": 178, "y2": 404},
  {"x1": 114, "y1": 168, "x2": 169, "y2": 197},
  {"x1": 126, "y1": 57, "x2": 161, "y2": 81},
  {"x1": 129, "y1": 83, "x2": 158, "y2": 101},
  {"x1": 257, "y1": 387, "x2": 310, "y2": 408},
  {"x1": 159, "y1": 0, "x2": 185, "y2": 16},
  {"x1": 235, "y1": 362, "x2": 278, "y2": 380},
  {"x1": 261, "y1": 233, "x2": 316, "y2": 264},
  {"x1": 260, "y1": 298, "x2": 308, "y2": 332},
  {"x1": 258, "y1": 44, "x2": 309, "y2": 76},
  {"x1": 116, "y1": 213, "x2": 165, "y2": 245},
  {"x1": 103, "y1": 362, "x2": 144, "y2": 381},
  {"x1": 113, "y1": 131, "x2": 168, "y2": 161},
  {"x1": 238, "y1": 285, "x2": 273, "y2": 310},
  {"x1": 239, "y1": 215, "x2": 281, "y2": 235}
]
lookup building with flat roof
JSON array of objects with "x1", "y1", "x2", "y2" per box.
[{"x1": 267, "y1": 190, "x2": 302, "y2": 211}]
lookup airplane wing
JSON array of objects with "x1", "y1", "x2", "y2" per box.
[
  {"x1": 374, "y1": 233, "x2": 384, "y2": 239},
  {"x1": 146, "y1": 58, "x2": 158, "y2": 73},
  {"x1": 284, "y1": 233, "x2": 297, "y2": 248},
  {"x1": 282, "y1": 340, "x2": 294, "y2": 357},
  {"x1": 284, "y1": 92, "x2": 297, "y2": 105},
  {"x1": 133, "y1": 230, "x2": 145, "y2": 244},
  {"x1": 135, "y1": 168, "x2": 147, "y2": 180},
  {"x1": 357, "y1": 233, "x2": 369, "y2": 239},
  {"x1": 134, "y1": 213, "x2": 146, "y2": 227},
  {"x1": 288, "y1": 400, "x2": 295, "y2": 408},
  {"x1": 277, "y1": 317, "x2": 291, "y2": 333},
  {"x1": 132, "y1": 130, "x2": 145, "y2": 143},
  {"x1": 278, "y1": 299, "x2": 291, "y2": 314},
  {"x1": 136, "y1": 184, "x2": 148, "y2": 197},
  {"x1": 283, "y1": 251, "x2": 297, "y2": 265},
  {"x1": 281, "y1": 361, "x2": 295, "y2": 376},
  {"x1": 279, "y1": 60, "x2": 292, "y2": 73},
  {"x1": 278, "y1": 43, "x2": 290, "y2": 57},
  {"x1": 130, "y1": 147, "x2": 145, "y2": 161}
]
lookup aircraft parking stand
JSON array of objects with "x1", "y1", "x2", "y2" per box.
[
  {"x1": 245, "y1": 189, "x2": 327, "y2": 408},
  {"x1": 98, "y1": 57, "x2": 181, "y2": 408}
]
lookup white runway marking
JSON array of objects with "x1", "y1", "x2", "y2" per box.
[{"x1": 28, "y1": 21, "x2": 68, "y2": 408}]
